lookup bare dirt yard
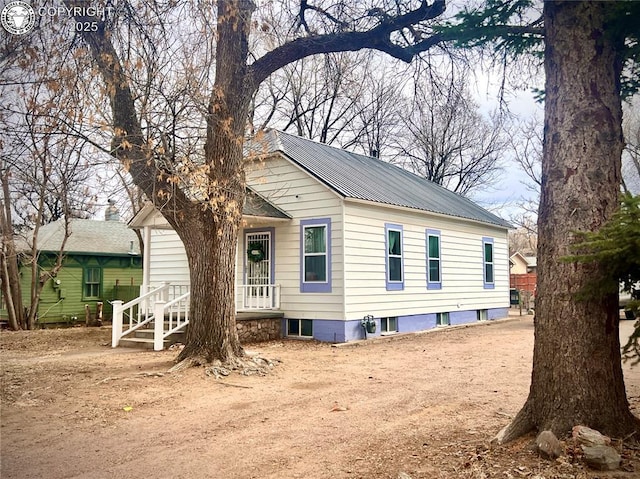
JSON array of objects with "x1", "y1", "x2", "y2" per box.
[{"x1": 1, "y1": 314, "x2": 639, "y2": 479}]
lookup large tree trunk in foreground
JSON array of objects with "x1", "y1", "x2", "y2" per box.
[
  {"x1": 497, "y1": 1, "x2": 639, "y2": 442},
  {"x1": 176, "y1": 212, "x2": 244, "y2": 363},
  {"x1": 174, "y1": 0, "x2": 254, "y2": 364}
]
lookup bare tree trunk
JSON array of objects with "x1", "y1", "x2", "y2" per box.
[
  {"x1": 175, "y1": 0, "x2": 254, "y2": 365},
  {"x1": 0, "y1": 167, "x2": 24, "y2": 330},
  {"x1": 497, "y1": 1, "x2": 639, "y2": 443},
  {"x1": 1, "y1": 250, "x2": 19, "y2": 331},
  {"x1": 177, "y1": 213, "x2": 244, "y2": 363}
]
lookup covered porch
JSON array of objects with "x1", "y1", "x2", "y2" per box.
[{"x1": 112, "y1": 189, "x2": 291, "y2": 350}]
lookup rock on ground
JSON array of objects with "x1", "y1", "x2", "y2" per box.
[
  {"x1": 571, "y1": 425, "x2": 611, "y2": 447},
  {"x1": 536, "y1": 430, "x2": 563, "y2": 459},
  {"x1": 581, "y1": 445, "x2": 622, "y2": 471}
]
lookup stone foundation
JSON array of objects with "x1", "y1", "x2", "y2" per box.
[{"x1": 236, "y1": 317, "x2": 282, "y2": 342}]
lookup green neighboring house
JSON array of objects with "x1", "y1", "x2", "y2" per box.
[{"x1": 1, "y1": 214, "x2": 142, "y2": 326}]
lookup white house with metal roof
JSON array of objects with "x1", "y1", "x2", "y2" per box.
[{"x1": 122, "y1": 130, "x2": 511, "y2": 347}]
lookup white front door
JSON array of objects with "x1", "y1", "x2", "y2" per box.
[{"x1": 245, "y1": 231, "x2": 271, "y2": 308}]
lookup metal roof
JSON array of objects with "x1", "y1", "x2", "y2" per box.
[
  {"x1": 257, "y1": 130, "x2": 511, "y2": 229},
  {"x1": 244, "y1": 187, "x2": 291, "y2": 219},
  {"x1": 30, "y1": 219, "x2": 141, "y2": 256}
]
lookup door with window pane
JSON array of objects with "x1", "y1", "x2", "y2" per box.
[{"x1": 245, "y1": 232, "x2": 271, "y2": 308}]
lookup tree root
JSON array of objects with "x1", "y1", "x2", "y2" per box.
[
  {"x1": 168, "y1": 356, "x2": 207, "y2": 373},
  {"x1": 492, "y1": 401, "x2": 535, "y2": 445},
  {"x1": 204, "y1": 355, "x2": 279, "y2": 379},
  {"x1": 168, "y1": 353, "x2": 280, "y2": 378}
]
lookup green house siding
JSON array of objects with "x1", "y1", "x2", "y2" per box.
[{"x1": 1, "y1": 253, "x2": 142, "y2": 325}]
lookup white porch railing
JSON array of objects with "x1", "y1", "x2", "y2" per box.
[
  {"x1": 238, "y1": 284, "x2": 281, "y2": 310},
  {"x1": 112, "y1": 282, "x2": 280, "y2": 350},
  {"x1": 112, "y1": 282, "x2": 190, "y2": 351}
]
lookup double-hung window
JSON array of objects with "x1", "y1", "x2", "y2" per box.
[
  {"x1": 426, "y1": 229, "x2": 441, "y2": 290},
  {"x1": 300, "y1": 218, "x2": 331, "y2": 293},
  {"x1": 483, "y1": 237, "x2": 495, "y2": 289},
  {"x1": 84, "y1": 267, "x2": 101, "y2": 299},
  {"x1": 385, "y1": 224, "x2": 404, "y2": 290}
]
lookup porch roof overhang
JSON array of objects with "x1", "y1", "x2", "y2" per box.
[{"x1": 128, "y1": 187, "x2": 291, "y2": 230}]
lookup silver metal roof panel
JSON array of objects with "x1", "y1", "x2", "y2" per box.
[{"x1": 261, "y1": 130, "x2": 511, "y2": 229}]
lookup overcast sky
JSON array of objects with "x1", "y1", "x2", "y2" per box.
[{"x1": 470, "y1": 71, "x2": 544, "y2": 221}]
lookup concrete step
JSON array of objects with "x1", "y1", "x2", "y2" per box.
[
  {"x1": 134, "y1": 329, "x2": 185, "y2": 340},
  {"x1": 119, "y1": 337, "x2": 166, "y2": 349},
  {"x1": 119, "y1": 325, "x2": 187, "y2": 350}
]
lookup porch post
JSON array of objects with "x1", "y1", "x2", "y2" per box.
[
  {"x1": 112, "y1": 300, "x2": 123, "y2": 348},
  {"x1": 153, "y1": 300, "x2": 165, "y2": 351},
  {"x1": 235, "y1": 234, "x2": 240, "y2": 314},
  {"x1": 142, "y1": 225, "x2": 151, "y2": 294}
]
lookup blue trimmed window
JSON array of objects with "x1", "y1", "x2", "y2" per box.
[
  {"x1": 426, "y1": 229, "x2": 442, "y2": 290},
  {"x1": 300, "y1": 218, "x2": 331, "y2": 293},
  {"x1": 483, "y1": 237, "x2": 495, "y2": 289},
  {"x1": 385, "y1": 224, "x2": 404, "y2": 290}
]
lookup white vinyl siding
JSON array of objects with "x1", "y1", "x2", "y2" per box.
[
  {"x1": 343, "y1": 200, "x2": 509, "y2": 319},
  {"x1": 140, "y1": 152, "x2": 508, "y2": 325},
  {"x1": 242, "y1": 155, "x2": 344, "y2": 319},
  {"x1": 148, "y1": 230, "x2": 190, "y2": 286}
]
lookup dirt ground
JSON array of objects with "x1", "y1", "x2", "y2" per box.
[{"x1": 1, "y1": 313, "x2": 639, "y2": 479}]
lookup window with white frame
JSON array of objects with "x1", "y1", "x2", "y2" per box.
[
  {"x1": 483, "y1": 237, "x2": 495, "y2": 289},
  {"x1": 427, "y1": 229, "x2": 441, "y2": 289},
  {"x1": 436, "y1": 312, "x2": 450, "y2": 326},
  {"x1": 385, "y1": 224, "x2": 403, "y2": 290},
  {"x1": 477, "y1": 309, "x2": 488, "y2": 321},
  {"x1": 380, "y1": 316, "x2": 397, "y2": 333},
  {"x1": 300, "y1": 218, "x2": 331, "y2": 293},
  {"x1": 287, "y1": 319, "x2": 313, "y2": 337}
]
